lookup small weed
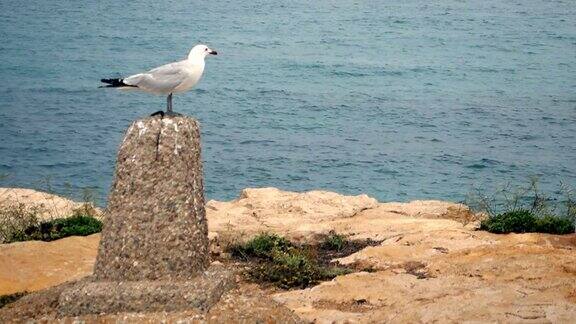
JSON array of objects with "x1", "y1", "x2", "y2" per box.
[
  {"x1": 319, "y1": 265, "x2": 353, "y2": 278},
  {"x1": 0, "y1": 203, "x2": 41, "y2": 243},
  {"x1": 250, "y1": 250, "x2": 318, "y2": 288},
  {"x1": 230, "y1": 233, "x2": 354, "y2": 289},
  {"x1": 0, "y1": 186, "x2": 102, "y2": 243},
  {"x1": 230, "y1": 233, "x2": 292, "y2": 260},
  {"x1": 1, "y1": 205, "x2": 102, "y2": 244},
  {"x1": 18, "y1": 215, "x2": 102, "y2": 242},
  {"x1": 480, "y1": 210, "x2": 537, "y2": 234},
  {"x1": 249, "y1": 248, "x2": 352, "y2": 289},
  {"x1": 322, "y1": 231, "x2": 347, "y2": 251},
  {"x1": 469, "y1": 179, "x2": 576, "y2": 235}
]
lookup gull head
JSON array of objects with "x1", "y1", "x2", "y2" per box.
[{"x1": 189, "y1": 44, "x2": 217, "y2": 60}]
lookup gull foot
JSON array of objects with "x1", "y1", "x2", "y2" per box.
[{"x1": 150, "y1": 110, "x2": 165, "y2": 117}]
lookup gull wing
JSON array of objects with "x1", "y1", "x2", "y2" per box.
[{"x1": 123, "y1": 61, "x2": 188, "y2": 94}]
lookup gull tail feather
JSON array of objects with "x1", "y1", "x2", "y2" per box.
[{"x1": 99, "y1": 78, "x2": 137, "y2": 88}]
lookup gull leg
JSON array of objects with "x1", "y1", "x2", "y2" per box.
[
  {"x1": 165, "y1": 93, "x2": 182, "y2": 116},
  {"x1": 151, "y1": 93, "x2": 180, "y2": 117},
  {"x1": 167, "y1": 93, "x2": 172, "y2": 113}
]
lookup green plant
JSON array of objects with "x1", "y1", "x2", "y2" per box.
[
  {"x1": 250, "y1": 249, "x2": 351, "y2": 289},
  {"x1": 469, "y1": 179, "x2": 575, "y2": 235},
  {"x1": 467, "y1": 178, "x2": 553, "y2": 217},
  {"x1": 534, "y1": 215, "x2": 575, "y2": 235},
  {"x1": 1, "y1": 201, "x2": 103, "y2": 244},
  {"x1": 231, "y1": 233, "x2": 293, "y2": 259},
  {"x1": 480, "y1": 210, "x2": 537, "y2": 234},
  {"x1": 21, "y1": 215, "x2": 103, "y2": 242},
  {"x1": 0, "y1": 184, "x2": 102, "y2": 244},
  {"x1": 2, "y1": 213, "x2": 102, "y2": 244},
  {"x1": 251, "y1": 250, "x2": 318, "y2": 288},
  {"x1": 322, "y1": 231, "x2": 347, "y2": 251},
  {"x1": 319, "y1": 265, "x2": 353, "y2": 278},
  {"x1": 0, "y1": 203, "x2": 41, "y2": 244},
  {"x1": 480, "y1": 209, "x2": 574, "y2": 235},
  {"x1": 231, "y1": 233, "x2": 353, "y2": 289}
]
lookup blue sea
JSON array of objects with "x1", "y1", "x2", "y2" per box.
[{"x1": 0, "y1": 0, "x2": 575, "y2": 206}]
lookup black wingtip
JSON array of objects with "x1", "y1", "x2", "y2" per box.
[{"x1": 100, "y1": 78, "x2": 136, "y2": 88}]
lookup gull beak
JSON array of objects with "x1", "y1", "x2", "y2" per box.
[{"x1": 209, "y1": 50, "x2": 218, "y2": 55}]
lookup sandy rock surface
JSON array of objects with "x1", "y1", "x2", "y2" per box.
[
  {"x1": 0, "y1": 234, "x2": 99, "y2": 295},
  {"x1": 1, "y1": 187, "x2": 575, "y2": 323},
  {"x1": 207, "y1": 187, "x2": 379, "y2": 242},
  {"x1": 0, "y1": 188, "x2": 102, "y2": 220},
  {"x1": 273, "y1": 232, "x2": 576, "y2": 323},
  {"x1": 208, "y1": 189, "x2": 482, "y2": 247}
]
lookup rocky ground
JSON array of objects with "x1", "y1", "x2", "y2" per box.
[
  {"x1": 1, "y1": 187, "x2": 575, "y2": 323},
  {"x1": 0, "y1": 188, "x2": 102, "y2": 221}
]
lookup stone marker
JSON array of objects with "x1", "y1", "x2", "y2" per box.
[
  {"x1": 94, "y1": 116, "x2": 209, "y2": 280},
  {"x1": 58, "y1": 115, "x2": 234, "y2": 316}
]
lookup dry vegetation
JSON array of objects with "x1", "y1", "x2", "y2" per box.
[{"x1": 228, "y1": 232, "x2": 380, "y2": 289}]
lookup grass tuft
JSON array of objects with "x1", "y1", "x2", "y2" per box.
[
  {"x1": 230, "y1": 233, "x2": 352, "y2": 289},
  {"x1": 535, "y1": 215, "x2": 575, "y2": 234},
  {"x1": 469, "y1": 179, "x2": 575, "y2": 235},
  {"x1": 21, "y1": 214, "x2": 103, "y2": 242},
  {"x1": 321, "y1": 231, "x2": 347, "y2": 251},
  {"x1": 0, "y1": 203, "x2": 42, "y2": 243},
  {"x1": 0, "y1": 204, "x2": 102, "y2": 244},
  {"x1": 230, "y1": 233, "x2": 292, "y2": 259},
  {"x1": 480, "y1": 209, "x2": 574, "y2": 234}
]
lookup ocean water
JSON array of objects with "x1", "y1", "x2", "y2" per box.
[{"x1": 0, "y1": 0, "x2": 575, "y2": 206}]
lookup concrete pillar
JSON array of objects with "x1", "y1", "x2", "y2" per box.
[{"x1": 93, "y1": 116, "x2": 209, "y2": 280}]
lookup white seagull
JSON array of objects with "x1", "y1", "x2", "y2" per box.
[{"x1": 101, "y1": 44, "x2": 217, "y2": 116}]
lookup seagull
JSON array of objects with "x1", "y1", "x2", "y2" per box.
[{"x1": 100, "y1": 44, "x2": 217, "y2": 116}]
